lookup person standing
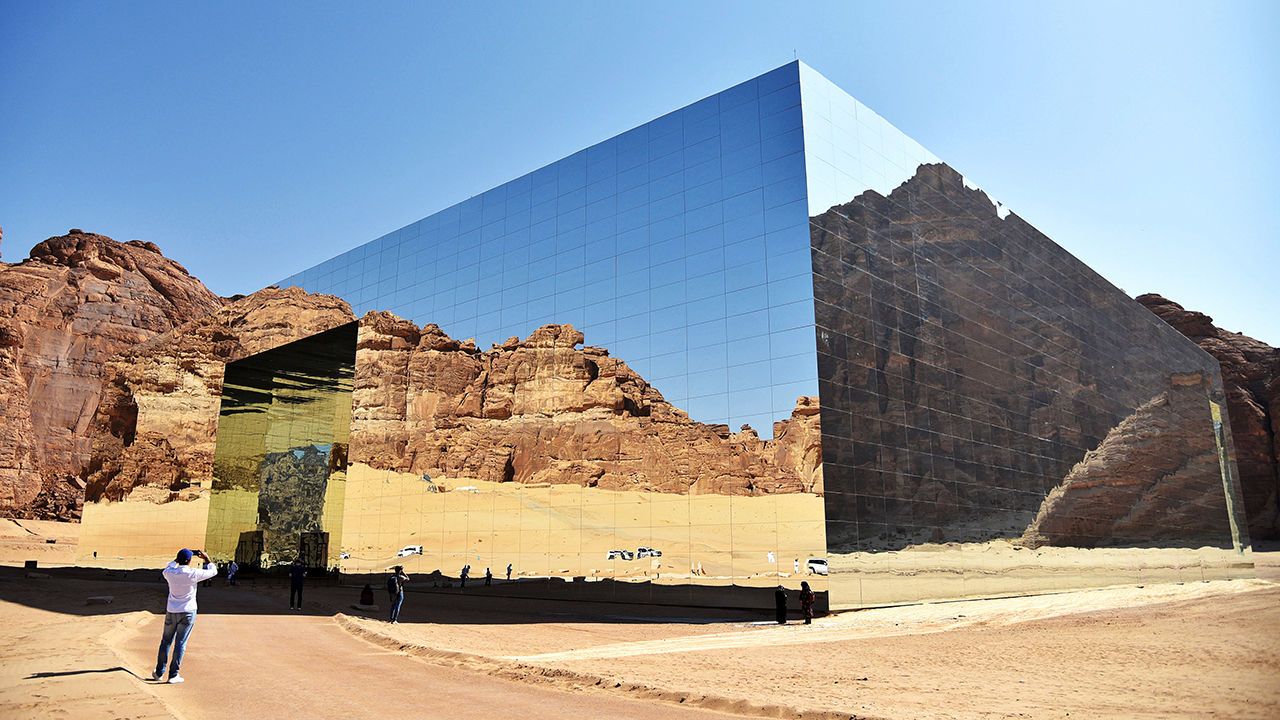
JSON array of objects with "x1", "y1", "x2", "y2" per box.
[
  {"x1": 484, "y1": 567, "x2": 492, "y2": 586},
  {"x1": 226, "y1": 560, "x2": 238, "y2": 587},
  {"x1": 799, "y1": 581, "x2": 816, "y2": 625},
  {"x1": 387, "y1": 566, "x2": 410, "y2": 624},
  {"x1": 506, "y1": 563, "x2": 512, "y2": 581},
  {"x1": 154, "y1": 548, "x2": 218, "y2": 684},
  {"x1": 288, "y1": 558, "x2": 306, "y2": 610},
  {"x1": 774, "y1": 585, "x2": 788, "y2": 625},
  {"x1": 460, "y1": 564, "x2": 469, "y2": 588}
]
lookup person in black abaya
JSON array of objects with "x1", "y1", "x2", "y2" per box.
[{"x1": 774, "y1": 585, "x2": 788, "y2": 624}]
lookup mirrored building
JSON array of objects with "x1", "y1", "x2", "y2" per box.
[
  {"x1": 81, "y1": 61, "x2": 1252, "y2": 610},
  {"x1": 204, "y1": 322, "x2": 357, "y2": 570}
]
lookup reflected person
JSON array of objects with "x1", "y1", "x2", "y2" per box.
[
  {"x1": 387, "y1": 566, "x2": 410, "y2": 624},
  {"x1": 800, "y1": 581, "x2": 816, "y2": 625},
  {"x1": 289, "y1": 558, "x2": 306, "y2": 610},
  {"x1": 774, "y1": 585, "x2": 788, "y2": 625}
]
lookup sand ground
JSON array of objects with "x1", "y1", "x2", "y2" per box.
[{"x1": 1, "y1": 521, "x2": 1277, "y2": 719}]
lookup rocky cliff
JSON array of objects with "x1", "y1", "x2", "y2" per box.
[
  {"x1": 810, "y1": 163, "x2": 1232, "y2": 550},
  {"x1": 1021, "y1": 372, "x2": 1237, "y2": 548},
  {"x1": 351, "y1": 313, "x2": 822, "y2": 496},
  {"x1": 0, "y1": 230, "x2": 223, "y2": 517},
  {"x1": 83, "y1": 287, "x2": 355, "y2": 503},
  {"x1": 1137, "y1": 294, "x2": 1280, "y2": 540}
]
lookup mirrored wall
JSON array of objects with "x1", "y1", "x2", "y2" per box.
[
  {"x1": 205, "y1": 322, "x2": 357, "y2": 570},
  {"x1": 798, "y1": 64, "x2": 1252, "y2": 607}
]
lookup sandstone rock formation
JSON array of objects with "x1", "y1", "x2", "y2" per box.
[
  {"x1": 257, "y1": 445, "x2": 332, "y2": 559},
  {"x1": 810, "y1": 163, "x2": 1236, "y2": 550},
  {"x1": 1137, "y1": 294, "x2": 1279, "y2": 540},
  {"x1": 0, "y1": 230, "x2": 223, "y2": 517},
  {"x1": 83, "y1": 287, "x2": 355, "y2": 503},
  {"x1": 351, "y1": 314, "x2": 822, "y2": 496},
  {"x1": 1021, "y1": 373, "x2": 1237, "y2": 548},
  {"x1": 0, "y1": 321, "x2": 38, "y2": 513}
]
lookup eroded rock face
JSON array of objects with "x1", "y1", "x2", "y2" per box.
[
  {"x1": 0, "y1": 321, "x2": 38, "y2": 512},
  {"x1": 83, "y1": 287, "x2": 355, "y2": 503},
  {"x1": 1137, "y1": 294, "x2": 1280, "y2": 540},
  {"x1": 1021, "y1": 374, "x2": 1236, "y2": 548},
  {"x1": 257, "y1": 446, "x2": 331, "y2": 560},
  {"x1": 0, "y1": 230, "x2": 223, "y2": 517},
  {"x1": 351, "y1": 314, "x2": 823, "y2": 496},
  {"x1": 810, "y1": 163, "x2": 1239, "y2": 551}
]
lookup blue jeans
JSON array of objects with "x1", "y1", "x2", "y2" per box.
[
  {"x1": 389, "y1": 592, "x2": 404, "y2": 622},
  {"x1": 155, "y1": 611, "x2": 196, "y2": 678}
]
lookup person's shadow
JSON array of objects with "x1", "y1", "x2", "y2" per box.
[{"x1": 26, "y1": 666, "x2": 144, "y2": 680}]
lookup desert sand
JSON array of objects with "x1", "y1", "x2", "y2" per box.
[{"x1": 2, "y1": 521, "x2": 1277, "y2": 719}]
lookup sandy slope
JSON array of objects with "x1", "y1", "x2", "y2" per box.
[
  {"x1": 0, "y1": 577, "x2": 170, "y2": 720},
  {"x1": 545, "y1": 583, "x2": 1280, "y2": 719},
  {"x1": 0, "y1": 518, "x2": 80, "y2": 566},
  {"x1": 2, "y1": 522, "x2": 1277, "y2": 720},
  {"x1": 338, "y1": 579, "x2": 1280, "y2": 719}
]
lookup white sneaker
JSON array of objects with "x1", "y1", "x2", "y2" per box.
[
  {"x1": 168, "y1": 675, "x2": 184, "y2": 684},
  {"x1": 151, "y1": 671, "x2": 163, "y2": 681}
]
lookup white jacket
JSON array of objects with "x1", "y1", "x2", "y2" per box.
[{"x1": 161, "y1": 561, "x2": 219, "y2": 613}]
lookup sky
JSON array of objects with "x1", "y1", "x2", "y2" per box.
[{"x1": 2, "y1": 1, "x2": 1277, "y2": 344}]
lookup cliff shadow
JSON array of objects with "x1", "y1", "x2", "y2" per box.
[{"x1": 0, "y1": 565, "x2": 826, "y2": 624}]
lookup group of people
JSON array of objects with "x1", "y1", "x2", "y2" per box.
[
  {"x1": 457, "y1": 564, "x2": 501, "y2": 587},
  {"x1": 775, "y1": 581, "x2": 818, "y2": 625}
]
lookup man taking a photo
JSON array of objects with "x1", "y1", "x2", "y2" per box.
[{"x1": 154, "y1": 548, "x2": 218, "y2": 684}]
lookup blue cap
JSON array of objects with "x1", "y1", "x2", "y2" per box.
[{"x1": 176, "y1": 548, "x2": 194, "y2": 564}]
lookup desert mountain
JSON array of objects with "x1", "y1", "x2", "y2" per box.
[
  {"x1": 84, "y1": 287, "x2": 357, "y2": 504},
  {"x1": 351, "y1": 313, "x2": 823, "y2": 496},
  {"x1": 0, "y1": 230, "x2": 223, "y2": 518}
]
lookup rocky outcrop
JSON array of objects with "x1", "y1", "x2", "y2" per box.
[
  {"x1": 811, "y1": 163, "x2": 1235, "y2": 550},
  {"x1": 1021, "y1": 373, "x2": 1238, "y2": 548},
  {"x1": 1137, "y1": 294, "x2": 1280, "y2": 540},
  {"x1": 257, "y1": 445, "x2": 332, "y2": 559},
  {"x1": 0, "y1": 320, "x2": 38, "y2": 512},
  {"x1": 351, "y1": 314, "x2": 822, "y2": 496},
  {"x1": 0, "y1": 230, "x2": 223, "y2": 517},
  {"x1": 83, "y1": 287, "x2": 355, "y2": 503}
]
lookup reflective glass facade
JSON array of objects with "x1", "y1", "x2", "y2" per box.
[
  {"x1": 796, "y1": 65, "x2": 1250, "y2": 606},
  {"x1": 82, "y1": 61, "x2": 1252, "y2": 610},
  {"x1": 279, "y1": 64, "x2": 817, "y2": 439},
  {"x1": 205, "y1": 323, "x2": 357, "y2": 569}
]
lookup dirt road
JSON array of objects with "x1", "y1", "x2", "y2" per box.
[{"x1": 110, "y1": 591, "x2": 746, "y2": 720}]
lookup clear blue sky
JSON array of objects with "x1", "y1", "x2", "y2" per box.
[{"x1": 2, "y1": 1, "x2": 1276, "y2": 344}]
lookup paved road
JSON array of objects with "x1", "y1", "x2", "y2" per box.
[{"x1": 114, "y1": 599, "x2": 744, "y2": 720}]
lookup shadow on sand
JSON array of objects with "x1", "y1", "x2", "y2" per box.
[
  {"x1": 25, "y1": 666, "x2": 144, "y2": 680},
  {"x1": 0, "y1": 564, "x2": 826, "y2": 625}
]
